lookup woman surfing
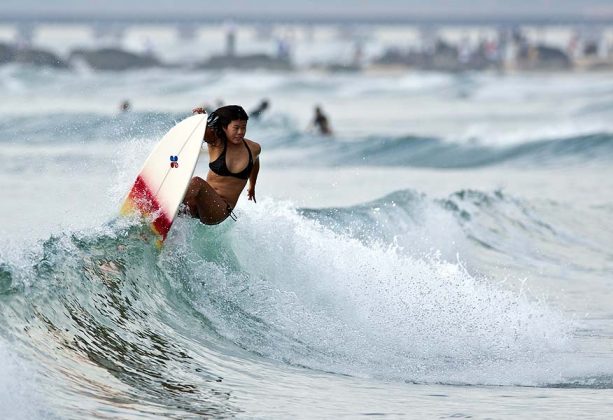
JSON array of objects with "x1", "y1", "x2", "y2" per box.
[{"x1": 182, "y1": 105, "x2": 261, "y2": 224}]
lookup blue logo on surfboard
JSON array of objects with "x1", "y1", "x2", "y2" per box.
[{"x1": 170, "y1": 155, "x2": 179, "y2": 168}]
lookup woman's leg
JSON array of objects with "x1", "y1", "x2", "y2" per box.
[{"x1": 182, "y1": 177, "x2": 231, "y2": 225}]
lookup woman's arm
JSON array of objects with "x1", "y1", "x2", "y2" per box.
[
  {"x1": 247, "y1": 157, "x2": 260, "y2": 202},
  {"x1": 247, "y1": 142, "x2": 261, "y2": 202},
  {"x1": 193, "y1": 107, "x2": 220, "y2": 145},
  {"x1": 203, "y1": 126, "x2": 219, "y2": 145}
]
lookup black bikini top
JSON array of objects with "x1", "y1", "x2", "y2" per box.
[{"x1": 209, "y1": 139, "x2": 253, "y2": 180}]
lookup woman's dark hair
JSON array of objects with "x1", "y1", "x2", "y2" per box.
[{"x1": 208, "y1": 105, "x2": 249, "y2": 141}]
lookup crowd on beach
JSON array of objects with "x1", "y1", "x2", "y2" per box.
[{"x1": 2, "y1": 22, "x2": 613, "y2": 73}]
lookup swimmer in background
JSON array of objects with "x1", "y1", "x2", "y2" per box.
[
  {"x1": 310, "y1": 105, "x2": 333, "y2": 136},
  {"x1": 119, "y1": 100, "x2": 131, "y2": 112},
  {"x1": 249, "y1": 99, "x2": 270, "y2": 120}
]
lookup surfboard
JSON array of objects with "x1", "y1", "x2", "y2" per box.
[{"x1": 120, "y1": 113, "x2": 207, "y2": 245}]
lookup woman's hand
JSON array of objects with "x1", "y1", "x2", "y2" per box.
[
  {"x1": 192, "y1": 107, "x2": 206, "y2": 114},
  {"x1": 247, "y1": 186, "x2": 256, "y2": 203}
]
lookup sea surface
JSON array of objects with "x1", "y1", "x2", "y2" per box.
[{"x1": 1, "y1": 33, "x2": 613, "y2": 418}]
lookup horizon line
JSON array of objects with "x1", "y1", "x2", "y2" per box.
[{"x1": 2, "y1": 12, "x2": 613, "y2": 26}]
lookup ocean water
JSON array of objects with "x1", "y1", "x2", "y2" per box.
[{"x1": 1, "y1": 54, "x2": 613, "y2": 417}]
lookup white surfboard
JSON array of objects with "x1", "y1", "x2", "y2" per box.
[{"x1": 120, "y1": 113, "x2": 207, "y2": 244}]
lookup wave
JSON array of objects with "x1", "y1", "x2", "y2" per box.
[
  {"x1": 300, "y1": 188, "x2": 613, "y2": 277},
  {"x1": 0, "y1": 111, "x2": 187, "y2": 144},
  {"x1": 1, "y1": 108, "x2": 612, "y2": 169},
  {"x1": 0, "y1": 110, "x2": 298, "y2": 148},
  {"x1": 2, "y1": 190, "x2": 612, "y2": 416},
  {"x1": 0, "y1": 224, "x2": 239, "y2": 417},
  {"x1": 289, "y1": 132, "x2": 613, "y2": 168}
]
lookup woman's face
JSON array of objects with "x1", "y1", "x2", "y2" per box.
[{"x1": 223, "y1": 119, "x2": 247, "y2": 144}]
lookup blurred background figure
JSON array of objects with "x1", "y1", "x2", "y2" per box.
[
  {"x1": 276, "y1": 36, "x2": 291, "y2": 60},
  {"x1": 197, "y1": 100, "x2": 225, "y2": 114},
  {"x1": 225, "y1": 20, "x2": 236, "y2": 57},
  {"x1": 249, "y1": 99, "x2": 270, "y2": 120},
  {"x1": 119, "y1": 99, "x2": 131, "y2": 112},
  {"x1": 311, "y1": 105, "x2": 333, "y2": 136},
  {"x1": 198, "y1": 102, "x2": 213, "y2": 113}
]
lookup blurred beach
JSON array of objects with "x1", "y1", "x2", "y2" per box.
[
  {"x1": 1, "y1": 8, "x2": 613, "y2": 419},
  {"x1": 3, "y1": 18, "x2": 613, "y2": 72}
]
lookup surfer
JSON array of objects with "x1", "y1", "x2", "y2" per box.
[
  {"x1": 182, "y1": 105, "x2": 261, "y2": 225},
  {"x1": 310, "y1": 105, "x2": 333, "y2": 136},
  {"x1": 119, "y1": 99, "x2": 131, "y2": 112},
  {"x1": 249, "y1": 99, "x2": 269, "y2": 120}
]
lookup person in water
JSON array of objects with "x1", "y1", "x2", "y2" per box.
[
  {"x1": 119, "y1": 99, "x2": 131, "y2": 112},
  {"x1": 249, "y1": 99, "x2": 269, "y2": 120},
  {"x1": 311, "y1": 105, "x2": 333, "y2": 136},
  {"x1": 182, "y1": 105, "x2": 261, "y2": 225}
]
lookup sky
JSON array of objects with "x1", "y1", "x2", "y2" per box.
[{"x1": 2, "y1": 0, "x2": 613, "y2": 20}]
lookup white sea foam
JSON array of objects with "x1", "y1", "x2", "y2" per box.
[
  {"x1": 0, "y1": 342, "x2": 43, "y2": 419},
  {"x1": 176, "y1": 198, "x2": 574, "y2": 385}
]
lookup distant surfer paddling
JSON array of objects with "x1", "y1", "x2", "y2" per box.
[{"x1": 182, "y1": 105, "x2": 261, "y2": 224}]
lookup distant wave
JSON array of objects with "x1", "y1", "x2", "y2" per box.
[
  {"x1": 0, "y1": 111, "x2": 186, "y2": 143},
  {"x1": 0, "y1": 110, "x2": 298, "y2": 145},
  {"x1": 1, "y1": 111, "x2": 611, "y2": 168},
  {"x1": 301, "y1": 188, "x2": 613, "y2": 264},
  {"x1": 300, "y1": 132, "x2": 613, "y2": 168}
]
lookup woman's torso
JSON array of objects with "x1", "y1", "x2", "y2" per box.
[{"x1": 205, "y1": 138, "x2": 255, "y2": 207}]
